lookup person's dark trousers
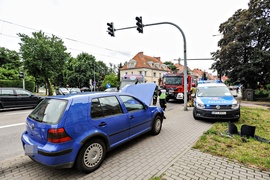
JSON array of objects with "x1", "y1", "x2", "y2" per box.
[
  {"x1": 159, "y1": 99, "x2": 166, "y2": 110},
  {"x1": 153, "y1": 97, "x2": 157, "y2": 105}
]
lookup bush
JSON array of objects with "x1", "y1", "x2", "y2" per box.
[
  {"x1": 266, "y1": 84, "x2": 270, "y2": 91},
  {"x1": 254, "y1": 89, "x2": 270, "y2": 98},
  {"x1": 0, "y1": 80, "x2": 35, "y2": 92}
]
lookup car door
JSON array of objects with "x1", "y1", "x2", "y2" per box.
[
  {"x1": 0, "y1": 88, "x2": 18, "y2": 108},
  {"x1": 14, "y1": 89, "x2": 37, "y2": 107},
  {"x1": 89, "y1": 96, "x2": 130, "y2": 148},
  {"x1": 119, "y1": 95, "x2": 152, "y2": 138}
]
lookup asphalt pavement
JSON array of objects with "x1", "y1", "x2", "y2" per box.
[{"x1": 0, "y1": 100, "x2": 269, "y2": 180}]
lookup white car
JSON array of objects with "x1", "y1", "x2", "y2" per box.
[{"x1": 193, "y1": 81, "x2": 240, "y2": 121}]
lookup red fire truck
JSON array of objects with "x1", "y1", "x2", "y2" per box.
[{"x1": 162, "y1": 73, "x2": 194, "y2": 102}]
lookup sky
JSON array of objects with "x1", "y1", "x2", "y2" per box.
[{"x1": 0, "y1": 0, "x2": 250, "y2": 75}]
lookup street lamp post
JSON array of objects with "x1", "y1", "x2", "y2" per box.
[{"x1": 94, "y1": 65, "x2": 96, "y2": 92}]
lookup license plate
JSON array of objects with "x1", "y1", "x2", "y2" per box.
[
  {"x1": 24, "y1": 144, "x2": 38, "y2": 156},
  {"x1": 211, "y1": 111, "x2": 226, "y2": 115}
]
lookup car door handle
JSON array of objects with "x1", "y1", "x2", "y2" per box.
[
  {"x1": 129, "y1": 115, "x2": 134, "y2": 120},
  {"x1": 98, "y1": 122, "x2": 107, "y2": 127}
]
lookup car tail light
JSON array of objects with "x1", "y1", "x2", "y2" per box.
[{"x1": 47, "y1": 128, "x2": 72, "y2": 143}]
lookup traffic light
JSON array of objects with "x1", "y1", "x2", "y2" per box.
[
  {"x1": 135, "y1": 16, "x2": 143, "y2": 33},
  {"x1": 19, "y1": 72, "x2": 24, "y2": 78},
  {"x1": 107, "y1": 22, "x2": 115, "y2": 37}
]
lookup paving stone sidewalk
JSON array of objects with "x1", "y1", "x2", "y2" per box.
[{"x1": 158, "y1": 148, "x2": 270, "y2": 180}]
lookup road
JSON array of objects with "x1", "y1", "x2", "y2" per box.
[{"x1": 0, "y1": 109, "x2": 32, "y2": 161}]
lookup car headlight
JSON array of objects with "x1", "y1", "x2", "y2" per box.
[
  {"x1": 231, "y1": 99, "x2": 239, "y2": 109},
  {"x1": 195, "y1": 98, "x2": 205, "y2": 109}
]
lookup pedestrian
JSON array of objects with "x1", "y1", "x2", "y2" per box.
[
  {"x1": 159, "y1": 86, "x2": 167, "y2": 111},
  {"x1": 152, "y1": 85, "x2": 158, "y2": 105},
  {"x1": 188, "y1": 83, "x2": 196, "y2": 107}
]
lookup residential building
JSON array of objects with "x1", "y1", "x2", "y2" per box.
[
  {"x1": 120, "y1": 52, "x2": 169, "y2": 84},
  {"x1": 120, "y1": 52, "x2": 218, "y2": 84}
]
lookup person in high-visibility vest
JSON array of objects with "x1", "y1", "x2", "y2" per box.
[
  {"x1": 159, "y1": 87, "x2": 167, "y2": 111},
  {"x1": 188, "y1": 83, "x2": 196, "y2": 107}
]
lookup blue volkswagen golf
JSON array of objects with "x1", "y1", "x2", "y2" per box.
[{"x1": 21, "y1": 83, "x2": 164, "y2": 173}]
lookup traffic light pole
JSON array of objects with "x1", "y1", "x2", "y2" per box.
[
  {"x1": 113, "y1": 22, "x2": 188, "y2": 111},
  {"x1": 23, "y1": 78, "x2": 25, "y2": 90}
]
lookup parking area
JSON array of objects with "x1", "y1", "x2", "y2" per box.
[{"x1": 0, "y1": 103, "x2": 269, "y2": 180}]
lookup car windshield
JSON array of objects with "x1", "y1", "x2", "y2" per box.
[
  {"x1": 164, "y1": 76, "x2": 182, "y2": 85},
  {"x1": 197, "y1": 86, "x2": 232, "y2": 97},
  {"x1": 70, "y1": 88, "x2": 81, "y2": 93},
  {"x1": 28, "y1": 98, "x2": 68, "y2": 124},
  {"x1": 60, "y1": 88, "x2": 70, "y2": 93}
]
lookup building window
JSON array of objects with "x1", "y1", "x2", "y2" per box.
[
  {"x1": 127, "y1": 60, "x2": 137, "y2": 68},
  {"x1": 153, "y1": 72, "x2": 156, "y2": 77},
  {"x1": 144, "y1": 71, "x2": 147, "y2": 76},
  {"x1": 139, "y1": 71, "x2": 142, "y2": 75}
]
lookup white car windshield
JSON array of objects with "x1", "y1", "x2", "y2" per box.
[{"x1": 197, "y1": 86, "x2": 232, "y2": 97}]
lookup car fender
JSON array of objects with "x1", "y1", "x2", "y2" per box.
[
  {"x1": 150, "y1": 107, "x2": 164, "y2": 121},
  {"x1": 78, "y1": 130, "x2": 110, "y2": 152}
]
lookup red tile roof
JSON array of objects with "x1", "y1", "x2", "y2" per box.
[
  {"x1": 120, "y1": 52, "x2": 224, "y2": 80},
  {"x1": 120, "y1": 52, "x2": 169, "y2": 71}
]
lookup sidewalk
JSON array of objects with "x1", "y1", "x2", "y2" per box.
[{"x1": 236, "y1": 95, "x2": 270, "y2": 110}]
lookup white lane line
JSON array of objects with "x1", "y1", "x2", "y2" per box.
[
  {"x1": 4, "y1": 111, "x2": 31, "y2": 115},
  {"x1": 0, "y1": 123, "x2": 26, "y2": 129}
]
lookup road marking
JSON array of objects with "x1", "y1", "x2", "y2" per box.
[
  {"x1": 0, "y1": 123, "x2": 25, "y2": 129},
  {"x1": 2, "y1": 111, "x2": 31, "y2": 116}
]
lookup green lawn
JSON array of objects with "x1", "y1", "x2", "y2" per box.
[{"x1": 192, "y1": 107, "x2": 270, "y2": 171}]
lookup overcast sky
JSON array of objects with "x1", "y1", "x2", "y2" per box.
[{"x1": 0, "y1": 0, "x2": 250, "y2": 75}]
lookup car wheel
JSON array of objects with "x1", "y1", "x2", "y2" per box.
[
  {"x1": 193, "y1": 108, "x2": 199, "y2": 120},
  {"x1": 151, "y1": 115, "x2": 162, "y2": 135},
  {"x1": 75, "y1": 138, "x2": 106, "y2": 173}
]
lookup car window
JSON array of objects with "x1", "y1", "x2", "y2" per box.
[
  {"x1": 28, "y1": 99, "x2": 67, "y2": 124},
  {"x1": 197, "y1": 86, "x2": 231, "y2": 97},
  {"x1": 0, "y1": 89, "x2": 14, "y2": 96},
  {"x1": 119, "y1": 95, "x2": 144, "y2": 112},
  {"x1": 91, "y1": 96, "x2": 123, "y2": 119},
  {"x1": 15, "y1": 89, "x2": 31, "y2": 96}
]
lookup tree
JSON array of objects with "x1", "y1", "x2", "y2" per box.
[
  {"x1": 65, "y1": 53, "x2": 109, "y2": 88},
  {"x1": 163, "y1": 61, "x2": 176, "y2": 72},
  {"x1": 0, "y1": 47, "x2": 21, "y2": 80},
  {"x1": 101, "y1": 73, "x2": 119, "y2": 89},
  {"x1": 211, "y1": 0, "x2": 270, "y2": 89},
  {"x1": 202, "y1": 72, "x2": 208, "y2": 80},
  {"x1": 18, "y1": 31, "x2": 70, "y2": 95}
]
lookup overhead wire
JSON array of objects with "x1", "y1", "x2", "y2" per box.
[{"x1": 0, "y1": 19, "x2": 131, "y2": 63}]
